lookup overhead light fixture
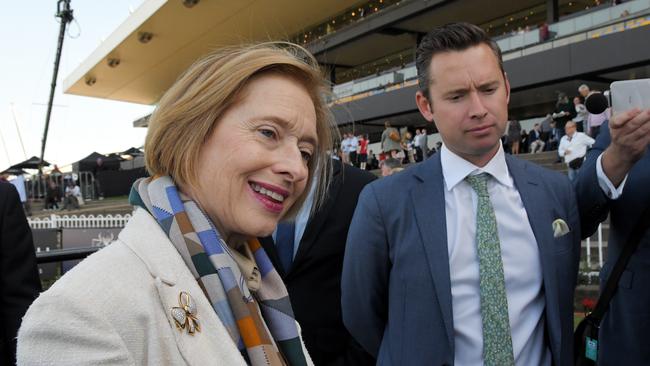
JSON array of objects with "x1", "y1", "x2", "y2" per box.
[
  {"x1": 183, "y1": 0, "x2": 199, "y2": 8},
  {"x1": 138, "y1": 31, "x2": 153, "y2": 43},
  {"x1": 107, "y1": 58, "x2": 121, "y2": 68},
  {"x1": 85, "y1": 76, "x2": 96, "y2": 86}
]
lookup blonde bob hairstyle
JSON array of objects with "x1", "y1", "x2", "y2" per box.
[{"x1": 145, "y1": 42, "x2": 336, "y2": 219}]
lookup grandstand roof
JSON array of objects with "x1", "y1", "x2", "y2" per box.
[{"x1": 63, "y1": 0, "x2": 367, "y2": 104}]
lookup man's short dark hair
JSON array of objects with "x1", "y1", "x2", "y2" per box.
[
  {"x1": 416, "y1": 22, "x2": 504, "y2": 98},
  {"x1": 383, "y1": 157, "x2": 402, "y2": 170}
]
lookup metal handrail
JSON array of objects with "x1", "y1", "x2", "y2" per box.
[{"x1": 36, "y1": 246, "x2": 100, "y2": 264}]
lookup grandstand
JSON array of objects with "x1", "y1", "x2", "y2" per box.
[{"x1": 64, "y1": 0, "x2": 650, "y2": 140}]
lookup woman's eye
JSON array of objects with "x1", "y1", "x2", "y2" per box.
[
  {"x1": 258, "y1": 128, "x2": 276, "y2": 139},
  {"x1": 301, "y1": 151, "x2": 312, "y2": 162}
]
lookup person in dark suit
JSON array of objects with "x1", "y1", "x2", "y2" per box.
[
  {"x1": 342, "y1": 23, "x2": 581, "y2": 365},
  {"x1": 575, "y1": 109, "x2": 650, "y2": 365},
  {"x1": 260, "y1": 159, "x2": 376, "y2": 365},
  {"x1": 0, "y1": 182, "x2": 41, "y2": 364}
]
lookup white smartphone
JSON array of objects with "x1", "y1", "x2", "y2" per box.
[{"x1": 610, "y1": 78, "x2": 650, "y2": 113}]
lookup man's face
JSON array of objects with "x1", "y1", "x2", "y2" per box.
[
  {"x1": 415, "y1": 44, "x2": 510, "y2": 166},
  {"x1": 565, "y1": 124, "x2": 577, "y2": 136},
  {"x1": 579, "y1": 87, "x2": 590, "y2": 98}
]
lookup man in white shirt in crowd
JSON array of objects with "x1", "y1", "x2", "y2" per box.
[
  {"x1": 413, "y1": 129, "x2": 422, "y2": 161},
  {"x1": 559, "y1": 121, "x2": 595, "y2": 182},
  {"x1": 348, "y1": 133, "x2": 359, "y2": 167},
  {"x1": 418, "y1": 129, "x2": 429, "y2": 160},
  {"x1": 9, "y1": 174, "x2": 30, "y2": 216},
  {"x1": 341, "y1": 133, "x2": 351, "y2": 164}
]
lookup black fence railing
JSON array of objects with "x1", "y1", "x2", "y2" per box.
[{"x1": 36, "y1": 247, "x2": 99, "y2": 264}]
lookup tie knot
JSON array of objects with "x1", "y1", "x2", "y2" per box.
[{"x1": 465, "y1": 173, "x2": 490, "y2": 197}]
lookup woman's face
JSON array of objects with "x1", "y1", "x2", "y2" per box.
[{"x1": 189, "y1": 73, "x2": 318, "y2": 241}]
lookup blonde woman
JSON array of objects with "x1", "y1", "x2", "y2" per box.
[
  {"x1": 380, "y1": 121, "x2": 401, "y2": 158},
  {"x1": 18, "y1": 43, "x2": 335, "y2": 366}
]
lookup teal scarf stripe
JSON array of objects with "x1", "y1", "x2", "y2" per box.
[
  {"x1": 277, "y1": 339, "x2": 308, "y2": 366},
  {"x1": 128, "y1": 185, "x2": 145, "y2": 210},
  {"x1": 193, "y1": 253, "x2": 218, "y2": 277}
]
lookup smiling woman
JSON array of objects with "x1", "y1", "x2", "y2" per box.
[{"x1": 17, "y1": 43, "x2": 335, "y2": 366}]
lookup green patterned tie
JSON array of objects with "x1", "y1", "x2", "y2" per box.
[{"x1": 465, "y1": 173, "x2": 515, "y2": 366}]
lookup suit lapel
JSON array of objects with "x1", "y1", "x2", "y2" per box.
[
  {"x1": 292, "y1": 161, "x2": 343, "y2": 270},
  {"x1": 410, "y1": 155, "x2": 455, "y2": 352},
  {"x1": 120, "y1": 209, "x2": 245, "y2": 365},
  {"x1": 506, "y1": 156, "x2": 562, "y2": 363}
]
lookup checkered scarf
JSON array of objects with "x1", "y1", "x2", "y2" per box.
[{"x1": 129, "y1": 176, "x2": 307, "y2": 366}]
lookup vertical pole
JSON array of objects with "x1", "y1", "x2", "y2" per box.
[
  {"x1": 586, "y1": 237, "x2": 591, "y2": 270},
  {"x1": 598, "y1": 223, "x2": 604, "y2": 268},
  {"x1": 39, "y1": 0, "x2": 74, "y2": 174}
]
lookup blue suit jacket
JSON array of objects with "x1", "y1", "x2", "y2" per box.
[
  {"x1": 342, "y1": 153, "x2": 581, "y2": 366},
  {"x1": 574, "y1": 122, "x2": 650, "y2": 365}
]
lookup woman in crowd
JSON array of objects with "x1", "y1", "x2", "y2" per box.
[
  {"x1": 380, "y1": 121, "x2": 402, "y2": 158},
  {"x1": 507, "y1": 119, "x2": 522, "y2": 154},
  {"x1": 18, "y1": 42, "x2": 335, "y2": 365}
]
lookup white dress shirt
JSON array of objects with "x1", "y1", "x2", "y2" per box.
[
  {"x1": 341, "y1": 137, "x2": 351, "y2": 153},
  {"x1": 596, "y1": 153, "x2": 628, "y2": 200},
  {"x1": 440, "y1": 144, "x2": 551, "y2": 366},
  {"x1": 10, "y1": 175, "x2": 27, "y2": 202},
  {"x1": 349, "y1": 136, "x2": 359, "y2": 152}
]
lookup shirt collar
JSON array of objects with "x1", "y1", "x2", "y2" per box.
[{"x1": 440, "y1": 142, "x2": 513, "y2": 191}]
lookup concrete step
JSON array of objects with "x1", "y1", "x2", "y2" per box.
[{"x1": 516, "y1": 151, "x2": 559, "y2": 162}]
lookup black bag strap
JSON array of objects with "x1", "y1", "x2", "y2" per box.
[{"x1": 589, "y1": 202, "x2": 650, "y2": 323}]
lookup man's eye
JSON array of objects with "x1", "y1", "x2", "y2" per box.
[
  {"x1": 259, "y1": 128, "x2": 276, "y2": 138},
  {"x1": 301, "y1": 151, "x2": 312, "y2": 162}
]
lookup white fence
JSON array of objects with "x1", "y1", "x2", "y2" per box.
[{"x1": 28, "y1": 214, "x2": 131, "y2": 229}]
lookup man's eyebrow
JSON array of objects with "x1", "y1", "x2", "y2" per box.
[
  {"x1": 442, "y1": 87, "x2": 469, "y2": 97},
  {"x1": 258, "y1": 115, "x2": 318, "y2": 146},
  {"x1": 442, "y1": 80, "x2": 501, "y2": 96},
  {"x1": 477, "y1": 80, "x2": 500, "y2": 89}
]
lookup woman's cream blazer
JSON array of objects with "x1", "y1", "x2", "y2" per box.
[{"x1": 18, "y1": 208, "x2": 312, "y2": 365}]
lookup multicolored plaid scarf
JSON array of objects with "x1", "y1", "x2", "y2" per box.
[{"x1": 129, "y1": 176, "x2": 307, "y2": 366}]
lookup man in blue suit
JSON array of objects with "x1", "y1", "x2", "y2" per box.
[
  {"x1": 342, "y1": 23, "x2": 581, "y2": 366},
  {"x1": 575, "y1": 109, "x2": 650, "y2": 365}
]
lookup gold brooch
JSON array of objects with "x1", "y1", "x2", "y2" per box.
[{"x1": 171, "y1": 291, "x2": 201, "y2": 335}]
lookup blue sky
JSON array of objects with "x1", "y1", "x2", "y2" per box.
[{"x1": 0, "y1": 1, "x2": 153, "y2": 171}]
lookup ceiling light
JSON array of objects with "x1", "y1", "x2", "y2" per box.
[
  {"x1": 183, "y1": 0, "x2": 199, "y2": 8},
  {"x1": 107, "y1": 58, "x2": 121, "y2": 68},
  {"x1": 138, "y1": 31, "x2": 153, "y2": 43}
]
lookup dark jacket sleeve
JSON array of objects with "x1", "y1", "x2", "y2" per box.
[
  {"x1": 574, "y1": 122, "x2": 612, "y2": 239},
  {"x1": 0, "y1": 183, "x2": 41, "y2": 365},
  {"x1": 342, "y1": 184, "x2": 390, "y2": 357}
]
